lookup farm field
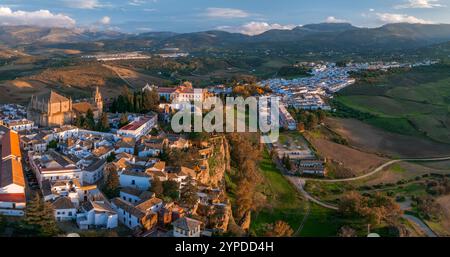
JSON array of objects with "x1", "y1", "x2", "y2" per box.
[
  {"x1": 326, "y1": 117, "x2": 450, "y2": 158},
  {"x1": 305, "y1": 134, "x2": 387, "y2": 178},
  {"x1": 335, "y1": 64, "x2": 450, "y2": 144}
]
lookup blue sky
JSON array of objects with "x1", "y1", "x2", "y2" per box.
[{"x1": 0, "y1": 0, "x2": 449, "y2": 34}]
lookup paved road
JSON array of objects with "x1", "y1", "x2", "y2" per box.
[
  {"x1": 289, "y1": 175, "x2": 439, "y2": 237},
  {"x1": 403, "y1": 214, "x2": 437, "y2": 237},
  {"x1": 287, "y1": 176, "x2": 338, "y2": 210},
  {"x1": 267, "y1": 144, "x2": 448, "y2": 237}
]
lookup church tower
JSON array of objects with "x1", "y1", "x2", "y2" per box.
[{"x1": 93, "y1": 86, "x2": 103, "y2": 113}]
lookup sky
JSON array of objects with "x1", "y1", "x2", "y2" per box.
[{"x1": 0, "y1": 0, "x2": 450, "y2": 35}]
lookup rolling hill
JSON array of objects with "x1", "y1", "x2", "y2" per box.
[{"x1": 3, "y1": 23, "x2": 450, "y2": 54}]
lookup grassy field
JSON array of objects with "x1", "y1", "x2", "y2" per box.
[
  {"x1": 335, "y1": 64, "x2": 450, "y2": 144},
  {"x1": 251, "y1": 149, "x2": 308, "y2": 236},
  {"x1": 251, "y1": 149, "x2": 343, "y2": 236}
]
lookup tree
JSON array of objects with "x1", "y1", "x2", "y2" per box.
[
  {"x1": 180, "y1": 178, "x2": 199, "y2": 206},
  {"x1": 151, "y1": 177, "x2": 164, "y2": 197},
  {"x1": 24, "y1": 194, "x2": 59, "y2": 237},
  {"x1": 47, "y1": 140, "x2": 58, "y2": 149},
  {"x1": 84, "y1": 109, "x2": 95, "y2": 130},
  {"x1": 102, "y1": 170, "x2": 120, "y2": 198},
  {"x1": 317, "y1": 110, "x2": 326, "y2": 123},
  {"x1": 306, "y1": 113, "x2": 318, "y2": 130},
  {"x1": 106, "y1": 152, "x2": 116, "y2": 163},
  {"x1": 282, "y1": 154, "x2": 291, "y2": 170},
  {"x1": 150, "y1": 128, "x2": 159, "y2": 136},
  {"x1": 416, "y1": 196, "x2": 442, "y2": 221},
  {"x1": 297, "y1": 122, "x2": 305, "y2": 132},
  {"x1": 338, "y1": 226, "x2": 357, "y2": 237},
  {"x1": 97, "y1": 112, "x2": 110, "y2": 132},
  {"x1": 40, "y1": 201, "x2": 60, "y2": 237},
  {"x1": 338, "y1": 191, "x2": 402, "y2": 226},
  {"x1": 119, "y1": 113, "x2": 129, "y2": 128},
  {"x1": 143, "y1": 89, "x2": 160, "y2": 112},
  {"x1": 74, "y1": 115, "x2": 85, "y2": 128},
  {"x1": 264, "y1": 220, "x2": 294, "y2": 237},
  {"x1": 162, "y1": 180, "x2": 179, "y2": 200},
  {"x1": 338, "y1": 191, "x2": 366, "y2": 217}
]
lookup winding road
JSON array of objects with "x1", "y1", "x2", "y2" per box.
[
  {"x1": 303, "y1": 156, "x2": 450, "y2": 183},
  {"x1": 279, "y1": 151, "x2": 450, "y2": 237}
]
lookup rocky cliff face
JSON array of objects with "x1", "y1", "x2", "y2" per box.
[{"x1": 198, "y1": 136, "x2": 229, "y2": 187}]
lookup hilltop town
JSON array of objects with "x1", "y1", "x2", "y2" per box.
[{"x1": 1, "y1": 57, "x2": 447, "y2": 238}]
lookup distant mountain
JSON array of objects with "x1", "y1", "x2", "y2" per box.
[
  {"x1": 154, "y1": 23, "x2": 450, "y2": 53},
  {"x1": 301, "y1": 22, "x2": 358, "y2": 32},
  {"x1": 2, "y1": 23, "x2": 450, "y2": 54},
  {"x1": 0, "y1": 25, "x2": 126, "y2": 46}
]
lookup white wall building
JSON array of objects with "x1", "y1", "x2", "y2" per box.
[
  {"x1": 117, "y1": 114, "x2": 157, "y2": 139},
  {"x1": 119, "y1": 170, "x2": 151, "y2": 191}
]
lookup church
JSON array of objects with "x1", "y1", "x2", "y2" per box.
[{"x1": 27, "y1": 87, "x2": 103, "y2": 127}]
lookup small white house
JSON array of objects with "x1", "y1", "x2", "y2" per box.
[
  {"x1": 52, "y1": 197, "x2": 77, "y2": 221},
  {"x1": 83, "y1": 158, "x2": 106, "y2": 184},
  {"x1": 111, "y1": 197, "x2": 144, "y2": 229},
  {"x1": 172, "y1": 217, "x2": 202, "y2": 237},
  {"x1": 119, "y1": 170, "x2": 151, "y2": 191},
  {"x1": 76, "y1": 199, "x2": 118, "y2": 230}
]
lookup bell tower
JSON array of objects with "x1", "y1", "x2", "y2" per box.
[{"x1": 94, "y1": 86, "x2": 103, "y2": 113}]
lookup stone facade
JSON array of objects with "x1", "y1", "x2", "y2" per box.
[
  {"x1": 27, "y1": 91, "x2": 74, "y2": 127},
  {"x1": 27, "y1": 87, "x2": 104, "y2": 127}
]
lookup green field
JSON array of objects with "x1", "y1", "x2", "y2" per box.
[
  {"x1": 335, "y1": 65, "x2": 450, "y2": 143},
  {"x1": 251, "y1": 149, "x2": 341, "y2": 236}
]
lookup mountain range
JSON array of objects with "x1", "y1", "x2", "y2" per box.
[{"x1": 2, "y1": 23, "x2": 450, "y2": 54}]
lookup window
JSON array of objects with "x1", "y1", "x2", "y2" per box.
[
  {"x1": 131, "y1": 180, "x2": 135, "y2": 185},
  {"x1": 68, "y1": 212, "x2": 72, "y2": 216}
]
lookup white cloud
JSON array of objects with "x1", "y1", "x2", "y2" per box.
[
  {"x1": 369, "y1": 8, "x2": 375, "y2": 12},
  {"x1": 136, "y1": 27, "x2": 152, "y2": 31},
  {"x1": 129, "y1": 0, "x2": 149, "y2": 6},
  {"x1": 205, "y1": 8, "x2": 249, "y2": 19},
  {"x1": 376, "y1": 12, "x2": 435, "y2": 24},
  {"x1": 100, "y1": 16, "x2": 110, "y2": 25},
  {"x1": 0, "y1": 7, "x2": 76, "y2": 27},
  {"x1": 64, "y1": 0, "x2": 102, "y2": 9},
  {"x1": 394, "y1": 0, "x2": 445, "y2": 9},
  {"x1": 325, "y1": 16, "x2": 348, "y2": 23},
  {"x1": 217, "y1": 21, "x2": 298, "y2": 36}
]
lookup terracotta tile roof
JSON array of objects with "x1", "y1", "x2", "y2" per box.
[
  {"x1": 122, "y1": 170, "x2": 150, "y2": 178},
  {"x1": 0, "y1": 126, "x2": 24, "y2": 188},
  {"x1": 92, "y1": 146, "x2": 113, "y2": 157},
  {"x1": 112, "y1": 197, "x2": 145, "y2": 219},
  {"x1": 1, "y1": 126, "x2": 21, "y2": 159},
  {"x1": 52, "y1": 196, "x2": 75, "y2": 209},
  {"x1": 136, "y1": 197, "x2": 162, "y2": 212},
  {"x1": 172, "y1": 217, "x2": 202, "y2": 231},
  {"x1": 157, "y1": 87, "x2": 177, "y2": 94},
  {"x1": 37, "y1": 90, "x2": 70, "y2": 104},
  {"x1": 0, "y1": 193, "x2": 26, "y2": 203},
  {"x1": 73, "y1": 102, "x2": 95, "y2": 113},
  {"x1": 120, "y1": 187, "x2": 143, "y2": 197}
]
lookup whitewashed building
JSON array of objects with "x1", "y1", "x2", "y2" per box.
[
  {"x1": 0, "y1": 126, "x2": 26, "y2": 216},
  {"x1": 119, "y1": 170, "x2": 151, "y2": 191}
]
